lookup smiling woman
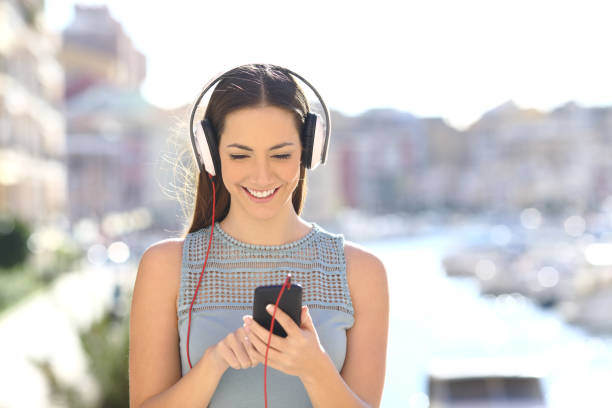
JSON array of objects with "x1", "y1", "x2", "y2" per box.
[{"x1": 129, "y1": 64, "x2": 389, "y2": 408}]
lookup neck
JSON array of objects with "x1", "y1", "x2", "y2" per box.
[{"x1": 217, "y1": 204, "x2": 312, "y2": 246}]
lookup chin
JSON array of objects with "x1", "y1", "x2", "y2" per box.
[{"x1": 238, "y1": 190, "x2": 292, "y2": 218}]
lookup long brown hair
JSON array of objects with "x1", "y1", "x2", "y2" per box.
[{"x1": 185, "y1": 64, "x2": 310, "y2": 235}]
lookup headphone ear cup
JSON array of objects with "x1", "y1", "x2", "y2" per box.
[
  {"x1": 301, "y1": 113, "x2": 316, "y2": 169},
  {"x1": 200, "y1": 119, "x2": 222, "y2": 176}
]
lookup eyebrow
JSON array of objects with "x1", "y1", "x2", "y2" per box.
[{"x1": 225, "y1": 142, "x2": 295, "y2": 152}]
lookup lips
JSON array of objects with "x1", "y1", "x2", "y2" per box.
[
  {"x1": 242, "y1": 186, "x2": 278, "y2": 194},
  {"x1": 242, "y1": 186, "x2": 280, "y2": 200}
]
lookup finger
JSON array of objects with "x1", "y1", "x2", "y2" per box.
[
  {"x1": 218, "y1": 342, "x2": 241, "y2": 370},
  {"x1": 223, "y1": 335, "x2": 248, "y2": 370},
  {"x1": 246, "y1": 326, "x2": 283, "y2": 364},
  {"x1": 245, "y1": 317, "x2": 287, "y2": 351},
  {"x1": 245, "y1": 335, "x2": 267, "y2": 366},
  {"x1": 241, "y1": 318, "x2": 264, "y2": 365},
  {"x1": 238, "y1": 327, "x2": 260, "y2": 367},
  {"x1": 242, "y1": 335, "x2": 260, "y2": 366},
  {"x1": 266, "y1": 304, "x2": 300, "y2": 337},
  {"x1": 230, "y1": 331, "x2": 253, "y2": 369},
  {"x1": 242, "y1": 339, "x2": 280, "y2": 372}
]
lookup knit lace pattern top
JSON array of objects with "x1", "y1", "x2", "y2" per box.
[{"x1": 176, "y1": 221, "x2": 355, "y2": 407}]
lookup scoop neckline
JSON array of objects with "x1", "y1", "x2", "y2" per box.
[{"x1": 213, "y1": 221, "x2": 319, "y2": 250}]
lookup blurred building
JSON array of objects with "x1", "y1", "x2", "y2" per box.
[
  {"x1": 464, "y1": 100, "x2": 609, "y2": 214},
  {"x1": 0, "y1": 0, "x2": 67, "y2": 225},
  {"x1": 327, "y1": 99, "x2": 612, "y2": 219},
  {"x1": 419, "y1": 117, "x2": 467, "y2": 209},
  {"x1": 333, "y1": 108, "x2": 429, "y2": 213},
  {"x1": 60, "y1": 5, "x2": 191, "y2": 245},
  {"x1": 60, "y1": 5, "x2": 166, "y2": 242},
  {"x1": 61, "y1": 4, "x2": 145, "y2": 98},
  {"x1": 590, "y1": 106, "x2": 612, "y2": 207},
  {"x1": 64, "y1": 84, "x2": 151, "y2": 222}
]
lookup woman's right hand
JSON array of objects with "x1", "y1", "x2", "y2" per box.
[{"x1": 210, "y1": 322, "x2": 261, "y2": 371}]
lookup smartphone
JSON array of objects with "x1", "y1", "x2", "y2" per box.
[{"x1": 253, "y1": 283, "x2": 303, "y2": 338}]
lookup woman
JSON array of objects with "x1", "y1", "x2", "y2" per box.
[{"x1": 129, "y1": 63, "x2": 389, "y2": 407}]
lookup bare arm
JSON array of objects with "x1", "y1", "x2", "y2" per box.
[
  {"x1": 138, "y1": 349, "x2": 226, "y2": 408},
  {"x1": 129, "y1": 239, "x2": 228, "y2": 408},
  {"x1": 339, "y1": 244, "x2": 389, "y2": 407}
]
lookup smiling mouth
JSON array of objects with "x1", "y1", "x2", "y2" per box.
[{"x1": 242, "y1": 186, "x2": 280, "y2": 199}]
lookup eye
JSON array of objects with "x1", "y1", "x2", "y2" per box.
[{"x1": 229, "y1": 154, "x2": 291, "y2": 160}]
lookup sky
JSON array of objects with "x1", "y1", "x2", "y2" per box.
[{"x1": 43, "y1": 0, "x2": 612, "y2": 130}]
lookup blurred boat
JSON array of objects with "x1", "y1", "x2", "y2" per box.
[
  {"x1": 478, "y1": 242, "x2": 579, "y2": 307},
  {"x1": 441, "y1": 225, "x2": 612, "y2": 333},
  {"x1": 427, "y1": 357, "x2": 547, "y2": 408},
  {"x1": 442, "y1": 245, "x2": 512, "y2": 277},
  {"x1": 560, "y1": 274, "x2": 612, "y2": 333},
  {"x1": 441, "y1": 243, "x2": 528, "y2": 295}
]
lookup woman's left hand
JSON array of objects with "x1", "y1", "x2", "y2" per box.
[{"x1": 242, "y1": 304, "x2": 326, "y2": 379}]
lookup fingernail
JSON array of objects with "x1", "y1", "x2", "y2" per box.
[{"x1": 266, "y1": 304, "x2": 273, "y2": 311}]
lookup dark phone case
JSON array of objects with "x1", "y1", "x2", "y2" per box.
[{"x1": 253, "y1": 284, "x2": 303, "y2": 338}]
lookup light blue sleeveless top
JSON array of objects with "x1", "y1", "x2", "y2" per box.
[{"x1": 176, "y1": 221, "x2": 355, "y2": 407}]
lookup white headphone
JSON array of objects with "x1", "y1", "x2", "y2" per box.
[{"x1": 188, "y1": 63, "x2": 332, "y2": 176}]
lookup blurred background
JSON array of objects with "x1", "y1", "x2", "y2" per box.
[{"x1": 1, "y1": 0, "x2": 611, "y2": 407}]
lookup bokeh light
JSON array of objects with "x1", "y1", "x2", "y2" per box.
[
  {"x1": 73, "y1": 218, "x2": 99, "y2": 245},
  {"x1": 87, "y1": 244, "x2": 107, "y2": 266},
  {"x1": 564, "y1": 215, "x2": 586, "y2": 237},
  {"x1": 537, "y1": 266, "x2": 559, "y2": 288},
  {"x1": 107, "y1": 241, "x2": 130, "y2": 264},
  {"x1": 583, "y1": 243, "x2": 612, "y2": 266},
  {"x1": 475, "y1": 259, "x2": 497, "y2": 280},
  {"x1": 520, "y1": 208, "x2": 542, "y2": 230}
]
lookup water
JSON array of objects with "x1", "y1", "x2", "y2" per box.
[{"x1": 368, "y1": 223, "x2": 612, "y2": 407}]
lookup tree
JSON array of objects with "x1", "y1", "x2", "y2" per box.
[{"x1": 0, "y1": 214, "x2": 30, "y2": 270}]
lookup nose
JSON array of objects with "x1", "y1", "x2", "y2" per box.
[{"x1": 251, "y1": 157, "x2": 275, "y2": 186}]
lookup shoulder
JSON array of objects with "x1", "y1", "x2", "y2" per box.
[
  {"x1": 136, "y1": 238, "x2": 185, "y2": 304},
  {"x1": 343, "y1": 240, "x2": 387, "y2": 279},
  {"x1": 342, "y1": 240, "x2": 388, "y2": 306},
  {"x1": 140, "y1": 237, "x2": 184, "y2": 269}
]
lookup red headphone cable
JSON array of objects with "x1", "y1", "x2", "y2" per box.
[
  {"x1": 264, "y1": 272, "x2": 292, "y2": 408},
  {"x1": 186, "y1": 173, "x2": 216, "y2": 369}
]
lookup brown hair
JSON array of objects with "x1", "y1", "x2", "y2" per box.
[{"x1": 185, "y1": 64, "x2": 310, "y2": 235}]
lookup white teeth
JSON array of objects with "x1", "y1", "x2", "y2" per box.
[{"x1": 245, "y1": 187, "x2": 276, "y2": 198}]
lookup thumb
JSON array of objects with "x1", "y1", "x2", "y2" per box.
[{"x1": 301, "y1": 305, "x2": 315, "y2": 330}]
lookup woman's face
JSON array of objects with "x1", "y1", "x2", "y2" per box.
[{"x1": 218, "y1": 105, "x2": 302, "y2": 221}]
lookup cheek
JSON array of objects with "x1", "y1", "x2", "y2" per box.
[
  {"x1": 281, "y1": 158, "x2": 301, "y2": 183},
  {"x1": 219, "y1": 159, "x2": 241, "y2": 189},
  {"x1": 286, "y1": 168, "x2": 302, "y2": 192}
]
